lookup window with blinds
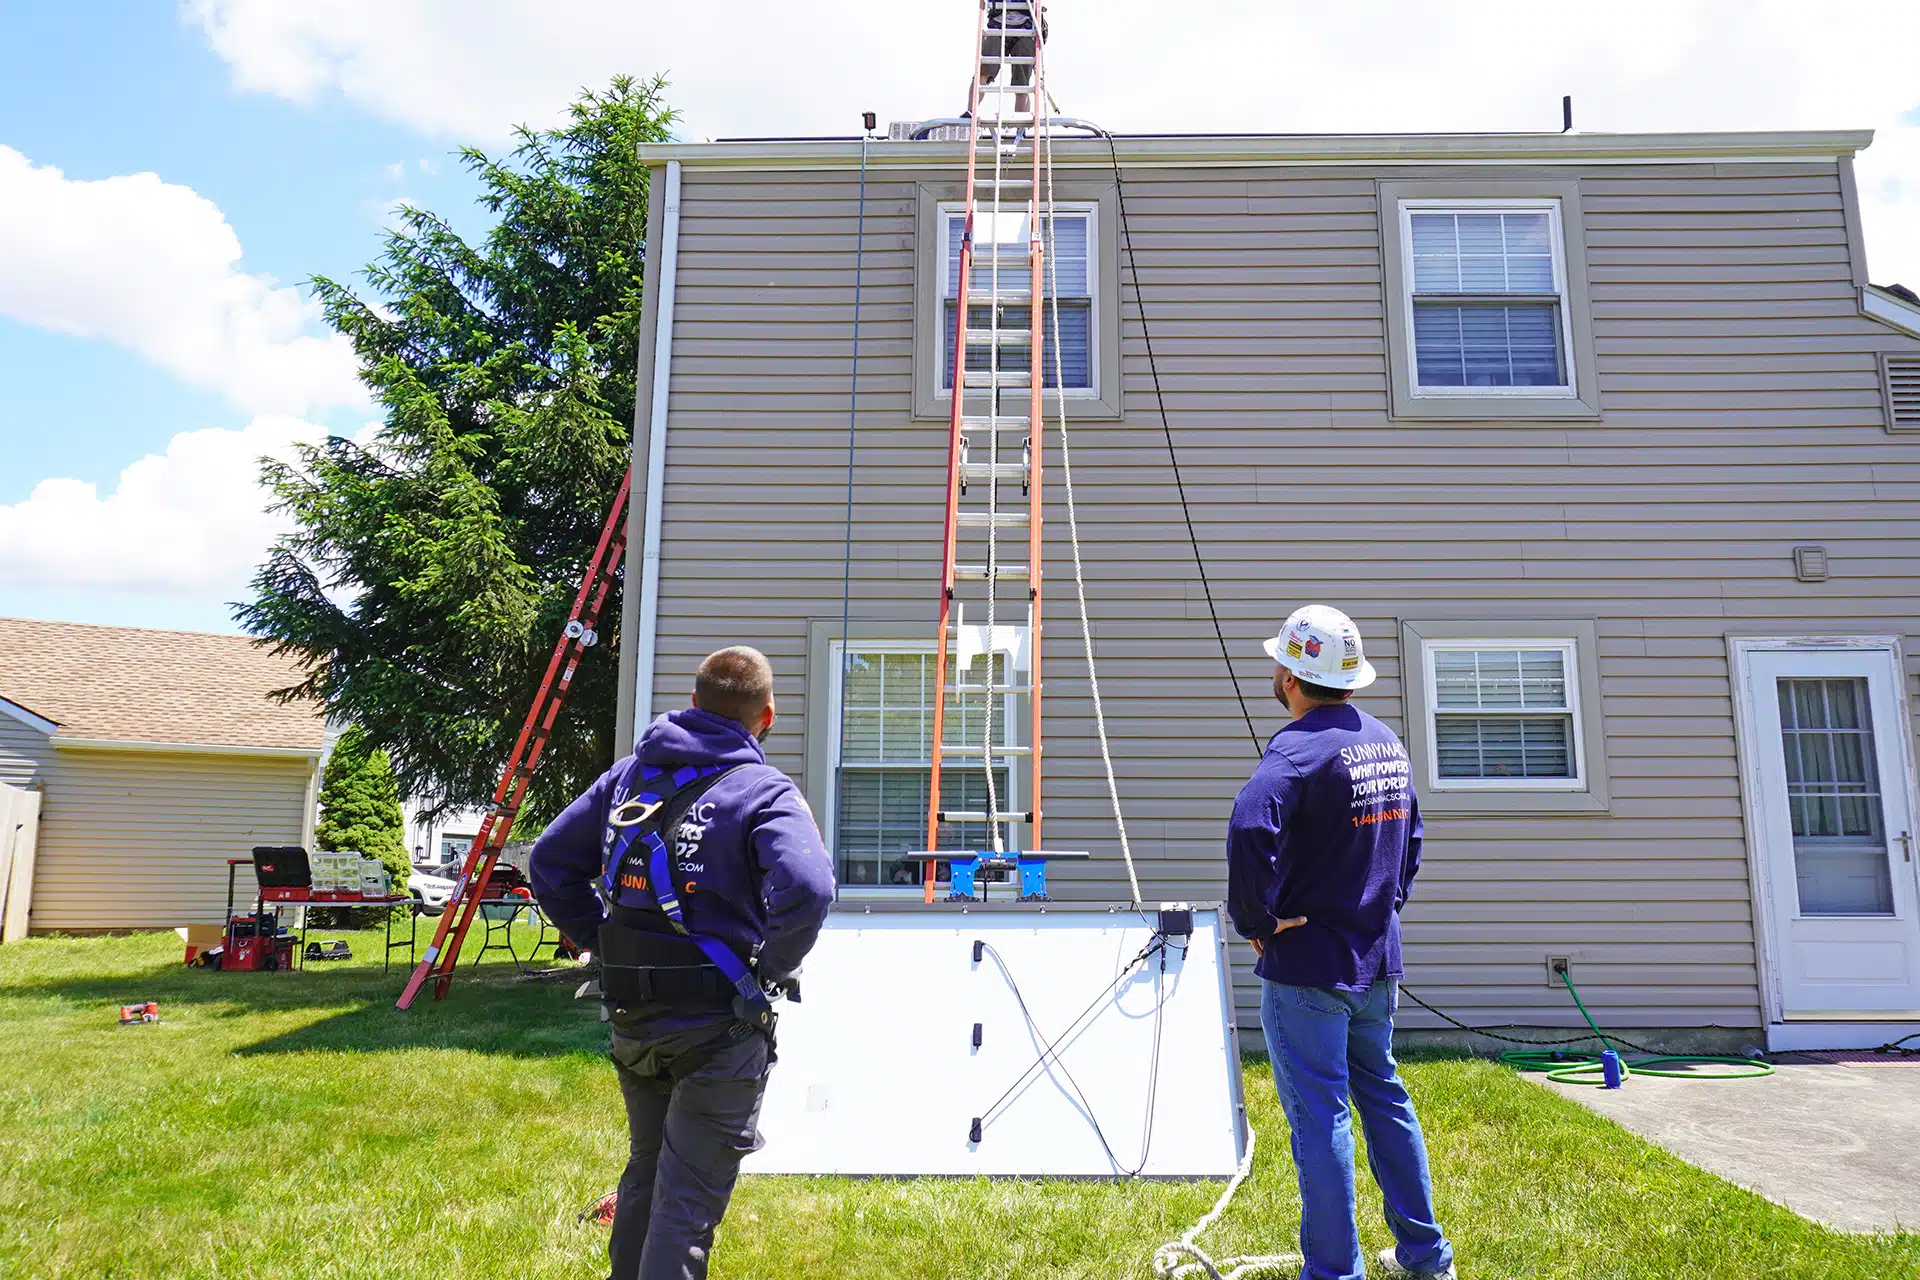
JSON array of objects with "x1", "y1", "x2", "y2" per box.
[
  {"x1": 940, "y1": 206, "x2": 1095, "y2": 392},
  {"x1": 832, "y1": 648, "x2": 1014, "y2": 889},
  {"x1": 1402, "y1": 203, "x2": 1573, "y2": 394},
  {"x1": 1426, "y1": 642, "x2": 1583, "y2": 786}
]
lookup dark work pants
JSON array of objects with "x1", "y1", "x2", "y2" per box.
[{"x1": 608, "y1": 1019, "x2": 770, "y2": 1280}]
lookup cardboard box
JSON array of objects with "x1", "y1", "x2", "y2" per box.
[{"x1": 178, "y1": 924, "x2": 224, "y2": 966}]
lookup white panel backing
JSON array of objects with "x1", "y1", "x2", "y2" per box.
[{"x1": 744, "y1": 904, "x2": 1246, "y2": 1177}]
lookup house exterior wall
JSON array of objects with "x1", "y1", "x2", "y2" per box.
[
  {"x1": 28, "y1": 749, "x2": 316, "y2": 932},
  {"x1": 0, "y1": 712, "x2": 55, "y2": 790},
  {"x1": 619, "y1": 141, "x2": 1920, "y2": 1035}
]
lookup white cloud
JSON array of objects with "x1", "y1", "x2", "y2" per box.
[
  {"x1": 184, "y1": 0, "x2": 1920, "y2": 285},
  {"x1": 0, "y1": 145, "x2": 365, "y2": 416},
  {"x1": 0, "y1": 419, "x2": 341, "y2": 597}
]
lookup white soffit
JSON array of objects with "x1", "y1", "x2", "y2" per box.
[
  {"x1": 743, "y1": 906, "x2": 1245, "y2": 1177},
  {"x1": 1862, "y1": 286, "x2": 1920, "y2": 339},
  {"x1": 641, "y1": 129, "x2": 1873, "y2": 172}
]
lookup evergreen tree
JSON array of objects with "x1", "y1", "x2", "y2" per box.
[
  {"x1": 241, "y1": 76, "x2": 676, "y2": 823},
  {"x1": 315, "y1": 724, "x2": 409, "y2": 896}
]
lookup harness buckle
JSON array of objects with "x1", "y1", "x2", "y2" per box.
[{"x1": 609, "y1": 798, "x2": 664, "y2": 828}]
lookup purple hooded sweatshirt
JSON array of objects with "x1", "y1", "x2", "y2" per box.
[{"x1": 529, "y1": 707, "x2": 836, "y2": 986}]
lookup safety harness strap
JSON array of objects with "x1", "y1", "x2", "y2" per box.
[{"x1": 601, "y1": 759, "x2": 772, "y2": 1020}]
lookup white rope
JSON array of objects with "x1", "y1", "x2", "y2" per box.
[
  {"x1": 1037, "y1": 96, "x2": 1140, "y2": 908},
  {"x1": 1150, "y1": 1127, "x2": 1301, "y2": 1280},
  {"x1": 1033, "y1": 54, "x2": 1296, "y2": 1277}
]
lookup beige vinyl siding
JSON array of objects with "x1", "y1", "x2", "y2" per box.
[
  {"x1": 0, "y1": 715, "x2": 53, "y2": 789},
  {"x1": 29, "y1": 749, "x2": 314, "y2": 932},
  {"x1": 628, "y1": 157, "x2": 1920, "y2": 1037}
]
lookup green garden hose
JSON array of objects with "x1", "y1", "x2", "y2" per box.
[{"x1": 1500, "y1": 970, "x2": 1774, "y2": 1084}]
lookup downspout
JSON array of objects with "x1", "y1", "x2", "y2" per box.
[{"x1": 631, "y1": 159, "x2": 683, "y2": 733}]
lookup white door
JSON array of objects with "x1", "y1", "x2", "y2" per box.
[{"x1": 1742, "y1": 645, "x2": 1920, "y2": 1017}]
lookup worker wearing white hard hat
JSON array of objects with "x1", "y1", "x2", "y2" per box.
[{"x1": 1229, "y1": 605, "x2": 1456, "y2": 1280}]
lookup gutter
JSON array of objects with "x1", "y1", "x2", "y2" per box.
[
  {"x1": 631, "y1": 159, "x2": 683, "y2": 732},
  {"x1": 51, "y1": 737, "x2": 322, "y2": 760},
  {"x1": 639, "y1": 128, "x2": 1875, "y2": 172}
]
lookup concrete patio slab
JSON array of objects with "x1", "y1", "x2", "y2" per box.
[{"x1": 1538, "y1": 1061, "x2": 1920, "y2": 1233}]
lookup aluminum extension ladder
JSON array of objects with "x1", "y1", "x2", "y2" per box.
[{"x1": 917, "y1": 0, "x2": 1084, "y2": 903}]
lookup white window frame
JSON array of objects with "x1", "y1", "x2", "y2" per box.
[
  {"x1": 1398, "y1": 198, "x2": 1578, "y2": 401},
  {"x1": 823, "y1": 638, "x2": 1021, "y2": 898},
  {"x1": 936, "y1": 200, "x2": 1101, "y2": 400},
  {"x1": 1421, "y1": 637, "x2": 1588, "y2": 793}
]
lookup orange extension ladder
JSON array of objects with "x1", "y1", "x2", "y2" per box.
[
  {"x1": 916, "y1": 0, "x2": 1084, "y2": 902},
  {"x1": 396, "y1": 471, "x2": 630, "y2": 1007}
]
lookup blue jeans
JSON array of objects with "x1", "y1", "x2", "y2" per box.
[{"x1": 1260, "y1": 978, "x2": 1453, "y2": 1280}]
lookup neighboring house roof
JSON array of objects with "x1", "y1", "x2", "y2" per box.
[{"x1": 0, "y1": 618, "x2": 324, "y2": 753}]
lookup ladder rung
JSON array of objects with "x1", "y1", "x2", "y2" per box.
[
  {"x1": 960, "y1": 462, "x2": 1027, "y2": 482},
  {"x1": 941, "y1": 744, "x2": 1032, "y2": 757},
  {"x1": 954, "y1": 563, "x2": 1030, "y2": 580},
  {"x1": 964, "y1": 328, "x2": 1034, "y2": 345},
  {"x1": 934, "y1": 812, "x2": 1030, "y2": 825},
  {"x1": 962, "y1": 370, "x2": 1032, "y2": 388},
  {"x1": 948, "y1": 682, "x2": 1033, "y2": 694},
  {"x1": 956, "y1": 511, "x2": 1029, "y2": 528},
  {"x1": 984, "y1": 56, "x2": 1036, "y2": 64},
  {"x1": 962, "y1": 416, "x2": 1030, "y2": 429}
]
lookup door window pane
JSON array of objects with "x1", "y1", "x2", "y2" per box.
[{"x1": 1777, "y1": 677, "x2": 1894, "y2": 915}]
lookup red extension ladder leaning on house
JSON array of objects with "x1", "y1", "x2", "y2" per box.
[{"x1": 395, "y1": 471, "x2": 631, "y2": 1008}]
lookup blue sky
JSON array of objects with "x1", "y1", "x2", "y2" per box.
[{"x1": 0, "y1": 0, "x2": 1914, "y2": 636}]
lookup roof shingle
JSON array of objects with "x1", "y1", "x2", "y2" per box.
[{"x1": 0, "y1": 618, "x2": 324, "y2": 751}]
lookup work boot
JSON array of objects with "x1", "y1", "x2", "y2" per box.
[{"x1": 1377, "y1": 1246, "x2": 1456, "y2": 1279}]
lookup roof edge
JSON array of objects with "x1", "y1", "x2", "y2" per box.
[
  {"x1": 1862, "y1": 284, "x2": 1920, "y2": 339},
  {"x1": 0, "y1": 695, "x2": 57, "y2": 737},
  {"x1": 51, "y1": 736, "x2": 323, "y2": 759},
  {"x1": 639, "y1": 128, "x2": 1874, "y2": 171}
]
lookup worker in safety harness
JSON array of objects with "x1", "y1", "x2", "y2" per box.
[
  {"x1": 968, "y1": 1, "x2": 1048, "y2": 117},
  {"x1": 1227, "y1": 606, "x2": 1456, "y2": 1280},
  {"x1": 530, "y1": 646, "x2": 835, "y2": 1280}
]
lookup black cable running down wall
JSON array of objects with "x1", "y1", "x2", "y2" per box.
[{"x1": 1103, "y1": 132, "x2": 1263, "y2": 756}]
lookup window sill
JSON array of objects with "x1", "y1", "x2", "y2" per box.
[
  {"x1": 1391, "y1": 389, "x2": 1602, "y2": 421},
  {"x1": 913, "y1": 388, "x2": 1124, "y2": 423},
  {"x1": 1418, "y1": 787, "x2": 1610, "y2": 815}
]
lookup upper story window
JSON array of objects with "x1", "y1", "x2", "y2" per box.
[
  {"x1": 1401, "y1": 201, "x2": 1575, "y2": 397},
  {"x1": 939, "y1": 205, "x2": 1096, "y2": 393}
]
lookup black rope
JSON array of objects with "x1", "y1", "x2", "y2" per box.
[
  {"x1": 830, "y1": 130, "x2": 871, "y2": 900},
  {"x1": 1397, "y1": 985, "x2": 1664, "y2": 1056},
  {"x1": 1104, "y1": 131, "x2": 1261, "y2": 757}
]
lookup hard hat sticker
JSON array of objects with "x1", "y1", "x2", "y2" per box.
[{"x1": 1304, "y1": 636, "x2": 1323, "y2": 658}]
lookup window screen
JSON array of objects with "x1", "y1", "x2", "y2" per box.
[
  {"x1": 942, "y1": 210, "x2": 1093, "y2": 391},
  {"x1": 1407, "y1": 209, "x2": 1568, "y2": 391},
  {"x1": 836, "y1": 650, "x2": 1012, "y2": 888},
  {"x1": 1431, "y1": 646, "x2": 1578, "y2": 781}
]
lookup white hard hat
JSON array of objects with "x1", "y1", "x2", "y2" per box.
[{"x1": 1261, "y1": 604, "x2": 1377, "y2": 691}]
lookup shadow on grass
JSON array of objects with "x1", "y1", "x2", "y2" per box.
[{"x1": 4, "y1": 944, "x2": 609, "y2": 1061}]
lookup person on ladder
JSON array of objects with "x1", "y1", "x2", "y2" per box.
[
  {"x1": 966, "y1": 1, "x2": 1048, "y2": 117},
  {"x1": 1226, "y1": 606, "x2": 1457, "y2": 1280},
  {"x1": 531, "y1": 646, "x2": 835, "y2": 1280}
]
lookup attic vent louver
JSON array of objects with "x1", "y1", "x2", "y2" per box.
[{"x1": 1885, "y1": 355, "x2": 1920, "y2": 432}]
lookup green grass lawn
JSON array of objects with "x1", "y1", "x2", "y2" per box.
[{"x1": 1, "y1": 932, "x2": 1915, "y2": 1280}]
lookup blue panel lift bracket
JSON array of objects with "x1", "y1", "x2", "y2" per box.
[{"x1": 913, "y1": 850, "x2": 1091, "y2": 903}]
